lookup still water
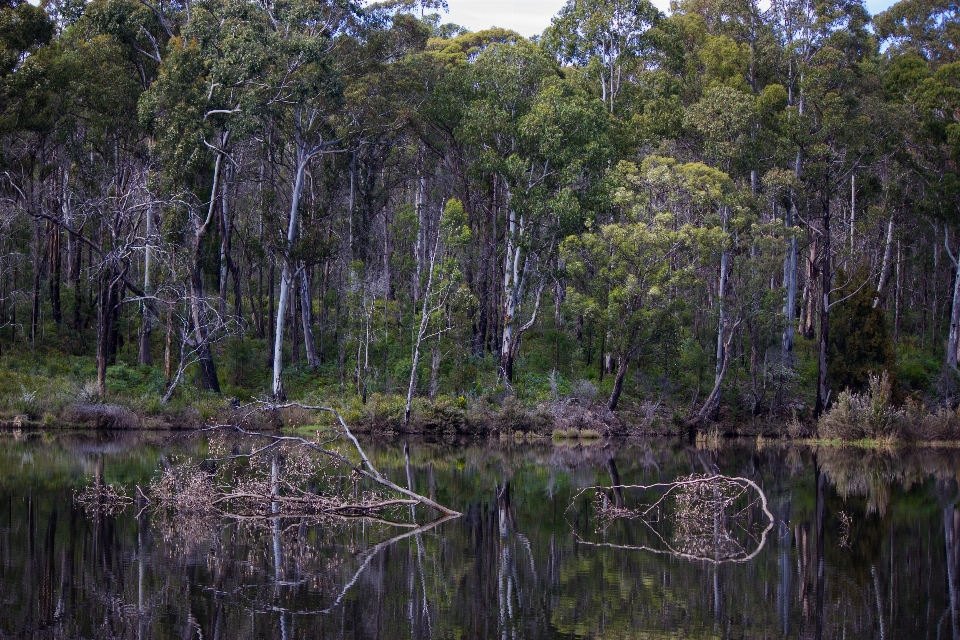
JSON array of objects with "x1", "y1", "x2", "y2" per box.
[{"x1": 0, "y1": 431, "x2": 957, "y2": 639}]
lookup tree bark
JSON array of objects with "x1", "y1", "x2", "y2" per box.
[
  {"x1": 874, "y1": 215, "x2": 895, "y2": 309},
  {"x1": 299, "y1": 268, "x2": 319, "y2": 368},
  {"x1": 945, "y1": 226, "x2": 960, "y2": 369},
  {"x1": 138, "y1": 201, "x2": 154, "y2": 366},
  {"x1": 500, "y1": 202, "x2": 521, "y2": 381},
  {"x1": 782, "y1": 190, "x2": 798, "y2": 369},
  {"x1": 189, "y1": 149, "x2": 225, "y2": 394},
  {"x1": 715, "y1": 206, "x2": 730, "y2": 388},
  {"x1": 815, "y1": 194, "x2": 832, "y2": 418},
  {"x1": 608, "y1": 353, "x2": 629, "y2": 412},
  {"x1": 273, "y1": 149, "x2": 309, "y2": 400},
  {"x1": 698, "y1": 323, "x2": 735, "y2": 422}
]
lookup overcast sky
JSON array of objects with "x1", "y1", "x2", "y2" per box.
[{"x1": 443, "y1": 0, "x2": 899, "y2": 39}]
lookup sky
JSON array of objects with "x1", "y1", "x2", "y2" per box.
[{"x1": 443, "y1": 0, "x2": 900, "y2": 39}]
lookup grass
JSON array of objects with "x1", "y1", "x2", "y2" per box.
[{"x1": 551, "y1": 427, "x2": 601, "y2": 441}]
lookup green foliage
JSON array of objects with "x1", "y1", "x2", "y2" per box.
[{"x1": 828, "y1": 271, "x2": 896, "y2": 394}]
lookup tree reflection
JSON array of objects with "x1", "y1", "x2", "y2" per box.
[{"x1": 10, "y1": 435, "x2": 960, "y2": 637}]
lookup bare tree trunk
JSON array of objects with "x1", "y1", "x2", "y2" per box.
[
  {"x1": 782, "y1": 192, "x2": 798, "y2": 369},
  {"x1": 413, "y1": 172, "x2": 425, "y2": 304},
  {"x1": 95, "y1": 271, "x2": 123, "y2": 398},
  {"x1": 164, "y1": 309, "x2": 172, "y2": 383},
  {"x1": 189, "y1": 259, "x2": 221, "y2": 393},
  {"x1": 218, "y1": 163, "x2": 233, "y2": 318},
  {"x1": 429, "y1": 341, "x2": 441, "y2": 400},
  {"x1": 608, "y1": 353, "x2": 629, "y2": 412},
  {"x1": 500, "y1": 197, "x2": 522, "y2": 381},
  {"x1": 30, "y1": 219, "x2": 41, "y2": 347},
  {"x1": 715, "y1": 207, "x2": 730, "y2": 388},
  {"x1": 189, "y1": 148, "x2": 225, "y2": 394},
  {"x1": 945, "y1": 225, "x2": 960, "y2": 369},
  {"x1": 405, "y1": 211, "x2": 444, "y2": 427},
  {"x1": 95, "y1": 272, "x2": 111, "y2": 398},
  {"x1": 138, "y1": 201, "x2": 154, "y2": 365},
  {"x1": 299, "y1": 268, "x2": 319, "y2": 368},
  {"x1": 815, "y1": 194, "x2": 832, "y2": 418},
  {"x1": 802, "y1": 238, "x2": 818, "y2": 339},
  {"x1": 894, "y1": 240, "x2": 902, "y2": 342},
  {"x1": 272, "y1": 152, "x2": 309, "y2": 400},
  {"x1": 48, "y1": 221, "x2": 61, "y2": 325},
  {"x1": 699, "y1": 323, "x2": 736, "y2": 422},
  {"x1": 874, "y1": 215, "x2": 895, "y2": 309},
  {"x1": 190, "y1": 146, "x2": 230, "y2": 393}
]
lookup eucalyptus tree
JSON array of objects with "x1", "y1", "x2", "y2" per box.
[
  {"x1": 797, "y1": 0, "x2": 877, "y2": 416},
  {"x1": 138, "y1": 0, "x2": 264, "y2": 394},
  {"x1": 542, "y1": 0, "x2": 663, "y2": 115},
  {"x1": 875, "y1": 0, "x2": 960, "y2": 65},
  {"x1": 461, "y1": 39, "x2": 609, "y2": 381},
  {"x1": 563, "y1": 163, "x2": 697, "y2": 412},
  {"x1": 265, "y1": 0, "x2": 354, "y2": 400},
  {"x1": 878, "y1": 0, "x2": 960, "y2": 371},
  {"x1": 403, "y1": 198, "x2": 469, "y2": 425}
]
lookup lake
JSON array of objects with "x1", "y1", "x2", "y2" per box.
[{"x1": 0, "y1": 431, "x2": 956, "y2": 638}]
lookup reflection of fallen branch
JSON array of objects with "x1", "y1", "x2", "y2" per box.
[
  {"x1": 567, "y1": 474, "x2": 775, "y2": 564},
  {"x1": 209, "y1": 514, "x2": 458, "y2": 615},
  {"x1": 318, "y1": 514, "x2": 457, "y2": 614},
  {"x1": 73, "y1": 483, "x2": 134, "y2": 516}
]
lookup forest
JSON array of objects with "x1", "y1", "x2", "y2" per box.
[{"x1": 0, "y1": 0, "x2": 957, "y2": 434}]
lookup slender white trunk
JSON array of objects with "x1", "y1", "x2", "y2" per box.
[
  {"x1": 783, "y1": 148, "x2": 802, "y2": 368},
  {"x1": 300, "y1": 268, "x2": 319, "y2": 368},
  {"x1": 272, "y1": 155, "x2": 308, "y2": 399},
  {"x1": 500, "y1": 201, "x2": 522, "y2": 381},
  {"x1": 413, "y1": 173, "x2": 426, "y2": 303},
  {"x1": 404, "y1": 210, "x2": 443, "y2": 427},
  {"x1": 139, "y1": 199, "x2": 153, "y2": 365},
  {"x1": 782, "y1": 219, "x2": 797, "y2": 368},
  {"x1": 850, "y1": 174, "x2": 856, "y2": 253},
  {"x1": 218, "y1": 164, "x2": 232, "y2": 318},
  {"x1": 715, "y1": 207, "x2": 730, "y2": 385},
  {"x1": 945, "y1": 225, "x2": 960, "y2": 369},
  {"x1": 949, "y1": 264, "x2": 960, "y2": 370},
  {"x1": 874, "y1": 215, "x2": 895, "y2": 309}
]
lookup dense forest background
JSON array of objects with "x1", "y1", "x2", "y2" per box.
[{"x1": 1, "y1": 0, "x2": 958, "y2": 429}]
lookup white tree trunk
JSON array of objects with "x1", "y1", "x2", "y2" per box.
[
  {"x1": 272, "y1": 155, "x2": 308, "y2": 399},
  {"x1": 404, "y1": 210, "x2": 443, "y2": 427},
  {"x1": 500, "y1": 203, "x2": 523, "y2": 382},
  {"x1": 782, "y1": 189, "x2": 798, "y2": 370},
  {"x1": 300, "y1": 268, "x2": 319, "y2": 368},
  {"x1": 715, "y1": 207, "x2": 730, "y2": 386},
  {"x1": 874, "y1": 215, "x2": 895, "y2": 309}
]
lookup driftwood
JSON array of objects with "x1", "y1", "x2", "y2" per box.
[
  {"x1": 77, "y1": 400, "x2": 461, "y2": 523},
  {"x1": 207, "y1": 400, "x2": 461, "y2": 517}
]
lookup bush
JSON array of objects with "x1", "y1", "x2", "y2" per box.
[
  {"x1": 63, "y1": 403, "x2": 139, "y2": 429},
  {"x1": 817, "y1": 371, "x2": 903, "y2": 440},
  {"x1": 901, "y1": 401, "x2": 960, "y2": 441}
]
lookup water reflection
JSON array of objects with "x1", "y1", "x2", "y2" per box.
[{"x1": 0, "y1": 434, "x2": 959, "y2": 638}]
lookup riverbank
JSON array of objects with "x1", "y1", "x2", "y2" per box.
[{"x1": 6, "y1": 360, "x2": 960, "y2": 445}]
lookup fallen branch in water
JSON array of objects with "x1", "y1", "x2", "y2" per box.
[
  {"x1": 203, "y1": 399, "x2": 462, "y2": 517},
  {"x1": 78, "y1": 399, "x2": 462, "y2": 524}
]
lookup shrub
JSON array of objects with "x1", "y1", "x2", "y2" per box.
[
  {"x1": 63, "y1": 403, "x2": 139, "y2": 429},
  {"x1": 817, "y1": 371, "x2": 903, "y2": 440}
]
